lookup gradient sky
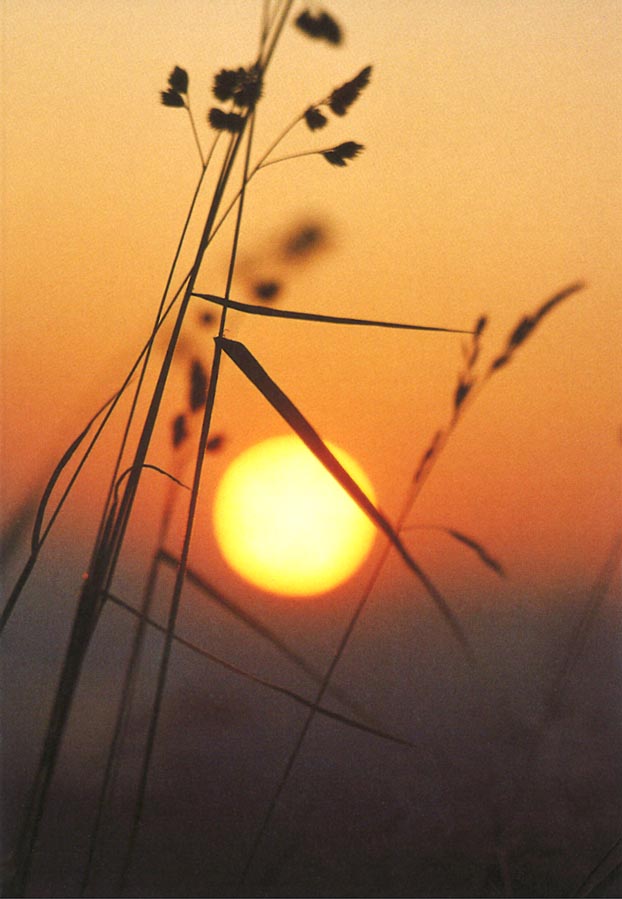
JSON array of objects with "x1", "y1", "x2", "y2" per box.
[
  {"x1": 2, "y1": 4, "x2": 621, "y2": 895},
  {"x1": 4, "y1": 0, "x2": 621, "y2": 596}
]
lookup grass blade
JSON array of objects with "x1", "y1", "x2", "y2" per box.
[
  {"x1": 218, "y1": 335, "x2": 474, "y2": 661},
  {"x1": 195, "y1": 292, "x2": 473, "y2": 334},
  {"x1": 402, "y1": 524, "x2": 506, "y2": 577},
  {"x1": 105, "y1": 591, "x2": 412, "y2": 748},
  {"x1": 158, "y1": 549, "x2": 379, "y2": 725},
  {"x1": 442, "y1": 529, "x2": 506, "y2": 575},
  {"x1": 1, "y1": 492, "x2": 38, "y2": 562},
  {"x1": 31, "y1": 391, "x2": 119, "y2": 553},
  {"x1": 547, "y1": 531, "x2": 622, "y2": 717},
  {"x1": 574, "y1": 837, "x2": 622, "y2": 898}
]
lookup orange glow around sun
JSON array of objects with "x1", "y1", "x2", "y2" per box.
[{"x1": 213, "y1": 435, "x2": 376, "y2": 597}]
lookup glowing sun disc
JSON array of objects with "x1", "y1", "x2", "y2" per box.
[{"x1": 213, "y1": 435, "x2": 376, "y2": 597}]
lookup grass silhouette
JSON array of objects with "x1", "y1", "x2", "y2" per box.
[{"x1": 1, "y1": 3, "x2": 619, "y2": 897}]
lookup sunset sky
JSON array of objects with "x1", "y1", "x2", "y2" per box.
[
  {"x1": 4, "y1": 0, "x2": 621, "y2": 588},
  {"x1": 2, "y1": 2, "x2": 621, "y2": 896}
]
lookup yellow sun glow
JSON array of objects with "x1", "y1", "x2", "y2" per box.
[{"x1": 213, "y1": 435, "x2": 376, "y2": 597}]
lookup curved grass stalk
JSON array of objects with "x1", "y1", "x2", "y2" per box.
[
  {"x1": 85, "y1": 131, "x2": 221, "y2": 583},
  {"x1": 1, "y1": 124, "x2": 222, "y2": 633},
  {"x1": 0, "y1": 271, "x2": 189, "y2": 637}
]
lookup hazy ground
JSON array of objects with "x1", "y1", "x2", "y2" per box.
[{"x1": 3, "y1": 541, "x2": 620, "y2": 898}]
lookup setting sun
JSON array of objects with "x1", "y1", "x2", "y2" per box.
[{"x1": 213, "y1": 435, "x2": 376, "y2": 596}]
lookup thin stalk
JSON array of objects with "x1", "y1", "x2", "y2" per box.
[
  {"x1": 546, "y1": 531, "x2": 622, "y2": 717},
  {"x1": 88, "y1": 127, "x2": 217, "y2": 575},
  {"x1": 259, "y1": 0, "x2": 274, "y2": 50},
  {"x1": 256, "y1": 146, "x2": 329, "y2": 170},
  {"x1": 574, "y1": 837, "x2": 622, "y2": 899},
  {"x1": 117, "y1": 96, "x2": 258, "y2": 895},
  {"x1": 78, "y1": 478, "x2": 180, "y2": 897},
  {"x1": 8, "y1": 98, "x2": 245, "y2": 899},
  {"x1": 157, "y1": 549, "x2": 380, "y2": 725},
  {"x1": 104, "y1": 590, "x2": 413, "y2": 749},
  {"x1": 116, "y1": 5, "x2": 297, "y2": 878},
  {"x1": 98, "y1": 130, "x2": 240, "y2": 635},
  {"x1": 84, "y1": 128, "x2": 225, "y2": 607},
  {"x1": 231, "y1": 279, "x2": 588, "y2": 889},
  {"x1": 259, "y1": 0, "x2": 294, "y2": 70},
  {"x1": 489, "y1": 532, "x2": 622, "y2": 875},
  {"x1": 5, "y1": 495, "x2": 119, "y2": 897},
  {"x1": 185, "y1": 101, "x2": 205, "y2": 167}
]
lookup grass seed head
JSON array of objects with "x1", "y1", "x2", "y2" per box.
[
  {"x1": 295, "y1": 10, "x2": 343, "y2": 45},
  {"x1": 322, "y1": 141, "x2": 364, "y2": 167},
  {"x1": 167, "y1": 66, "x2": 189, "y2": 95},
  {"x1": 328, "y1": 65, "x2": 372, "y2": 116}
]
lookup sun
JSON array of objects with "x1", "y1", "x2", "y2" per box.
[{"x1": 213, "y1": 435, "x2": 376, "y2": 597}]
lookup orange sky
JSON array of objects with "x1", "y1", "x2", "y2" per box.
[{"x1": 3, "y1": 0, "x2": 621, "y2": 599}]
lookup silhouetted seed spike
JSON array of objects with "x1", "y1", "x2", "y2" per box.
[
  {"x1": 294, "y1": 9, "x2": 343, "y2": 45},
  {"x1": 208, "y1": 108, "x2": 244, "y2": 132},
  {"x1": 474, "y1": 314, "x2": 487, "y2": 337},
  {"x1": 253, "y1": 280, "x2": 281, "y2": 301},
  {"x1": 322, "y1": 141, "x2": 364, "y2": 167},
  {"x1": 172, "y1": 414, "x2": 188, "y2": 449},
  {"x1": 414, "y1": 430, "x2": 443, "y2": 483},
  {"x1": 491, "y1": 352, "x2": 510, "y2": 372},
  {"x1": 504, "y1": 282, "x2": 585, "y2": 357},
  {"x1": 454, "y1": 377, "x2": 472, "y2": 411},
  {"x1": 467, "y1": 341, "x2": 480, "y2": 369},
  {"x1": 534, "y1": 281, "x2": 585, "y2": 322},
  {"x1": 328, "y1": 65, "x2": 372, "y2": 116},
  {"x1": 304, "y1": 106, "x2": 328, "y2": 131},
  {"x1": 206, "y1": 434, "x2": 225, "y2": 453},
  {"x1": 160, "y1": 89, "x2": 185, "y2": 108},
  {"x1": 446, "y1": 529, "x2": 505, "y2": 577},
  {"x1": 189, "y1": 359, "x2": 209, "y2": 412},
  {"x1": 167, "y1": 66, "x2": 188, "y2": 95},
  {"x1": 507, "y1": 315, "x2": 535, "y2": 350}
]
